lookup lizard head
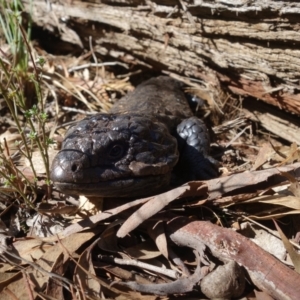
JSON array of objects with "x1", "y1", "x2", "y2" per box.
[{"x1": 50, "y1": 113, "x2": 179, "y2": 197}]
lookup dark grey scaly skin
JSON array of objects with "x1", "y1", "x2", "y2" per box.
[{"x1": 50, "y1": 76, "x2": 218, "y2": 197}]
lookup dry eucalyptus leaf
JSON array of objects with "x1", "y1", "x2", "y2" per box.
[
  {"x1": 37, "y1": 201, "x2": 78, "y2": 215},
  {"x1": 274, "y1": 221, "x2": 300, "y2": 273},
  {"x1": 289, "y1": 181, "x2": 300, "y2": 197},
  {"x1": 117, "y1": 181, "x2": 207, "y2": 238},
  {"x1": 148, "y1": 221, "x2": 169, "y2": 259},
  {"x1": 0, "y1": 128, "x2": 23, "y2": 154},
  {"x1": 60, "y1": 196, "x2": 150, "y2": 238},
  {"x1": 23, "y1": 148, "x2": 58, "y2": 174},
  {"x1": 98, "y1": 223, "x2": 120, "y2": 253},
  {"x1": 45, "y1": 252, "x2": 64, "y2": 299},
  {"x1": 75, "y1": 239, "x2": 101, "y2": 297},
  {"x1": 0, "y1": 232, "x2": 96, "y2": 299},
  {"x1": 243, "y1": 194, "x2": 300, "y2": 210},
  {"x1": 252, "y1": 142, "x2": 274, "y2": 170},
  {"x1": 279, "y1": 142, "x2": 300, "y2": 166},
  {"x1": 13, "y1": 238, "x2": 53, "y2": 263},
  {"x1": 124, "y1": 240, "x2": 161, "y2": 260}
]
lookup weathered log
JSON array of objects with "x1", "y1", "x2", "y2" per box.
[{"x1": 22, "y1": 0, "x2": 300, "y2": 115}]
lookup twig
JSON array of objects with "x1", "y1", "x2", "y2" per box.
[
  {"x1": 61, "y1": 106, "x2": 98, "y2": 115},
  {"x1": 0, "y1": 246, "x2": 73, "y2": 288},
  {"x1": 99, "y1": 256, "x2": 179, "y2": 279},
  {"x1": 22, "y1": 271, "x2": 34, "y2": 300},
  {"x1": 225, "y1": 125, "x2": 252, "y2": 148},
  {"x1": 68, "y1": 62, "x2": 128, "y2": 73}
]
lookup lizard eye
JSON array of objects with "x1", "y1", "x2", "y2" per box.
[{"x1": 108, "y1": 144, "x2": 125, "y2": 159}]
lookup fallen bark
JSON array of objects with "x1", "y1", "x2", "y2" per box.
[
  {"x1": 243, "y1": 100, "x2": 300, "y2": 145},
  {"x1": 168, "y1": 218, "x2": 300, "y2": 300}
]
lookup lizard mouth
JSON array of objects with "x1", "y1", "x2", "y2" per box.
[{"x1": 52, "y1": 174, "x2": 171, "y2": 197}]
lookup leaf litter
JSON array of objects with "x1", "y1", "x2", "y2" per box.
[
  {"x1": 2, "y1": 160, "x2": 300, "y2": 299},
  {"x1": 1, "y1": 20, "x2": 300, "y2": 300}
]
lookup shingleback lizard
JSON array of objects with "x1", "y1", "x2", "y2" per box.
[{"x1": 50, "y1": 76, "x2": 218, "y2": 197}]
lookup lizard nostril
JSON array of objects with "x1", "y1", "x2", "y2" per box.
[{"x1": 71, "y1": 164, "x2": 78, "y2": 172}]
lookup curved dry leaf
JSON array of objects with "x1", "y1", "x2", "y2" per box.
[
  {"x1": 249, "y1": 210, "x2": 300, "y2": 220},
  {"x1": 45, "y1": 252, "x2": 64, "y2": 298},
  {"x1": 241, "y1": 194, "x2": 300, "y2": 220},
  {"x1": 98, "y1": 220, "x2": 123, "y2": 253},
  {"x1": 279, "y1": 142, "x2": 300, "y2": 166},
  {"x1": 117, "y1": 182, "x2": 207, "y2": 238},
  {"x1": 75, "y1": 238, "x2": 101, "y2": 297},
  {"x1": 274, "y1": 221, "x2": 300, "y2": 273},
  {"x1": 289, "y1": 181, "x2": 300, "y2": 197},
  {"x1": 280, "y1": 170, "x2": 298, "y2": 183},
  {"x1": 13, "y1": 238, "x2": 53, "y2": 263},
  {"x1": 124, "y1": 240, "x2": 161, "y2": 260},
  {"x1": 102, "y1": 265, "x2": 154, "y2": 285},
  {"x1": 148, "y1": 221, "x2": 169, "y2": 259},
  {"x1": 23, "y1": 148, "x2": 58, "y2": 174},
  {"x1": 37, "y1": 201, "x2": 78, "y2": 215},
  {"x1": 0, "y1": 128, "x2": 23, "y2": 155},
  {"x1": 61, "y1": 196, "x2": 150, "y2": 238},
  {"x1": 252, "y1": 142, "x2": 274, "y2": 170},
  {"x1": 258, "y1": 195, "x2": 300, "y2": 210},
  {"x1": 244, "y1": 195, "x2": 300, "y2": 210},
  {"x1": 0, "y1": 272, "x2": 25, "y2": 300}
]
